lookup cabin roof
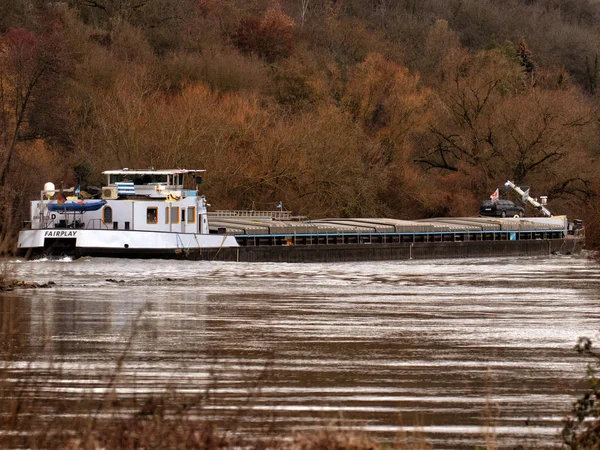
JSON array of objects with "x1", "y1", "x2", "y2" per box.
[{"x1": 102, "y1": 169, "x2": 205, "y2": 176}]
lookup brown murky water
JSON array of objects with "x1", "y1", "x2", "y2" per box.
[{"x1": 2, "y1": 254, "x2": 600, "y2": 448}]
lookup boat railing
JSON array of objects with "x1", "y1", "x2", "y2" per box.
[
  {"x1": 34, "y1": 218, "x2": 110, "y2": 230},
  {"x1": 87, "y1": 219, "x2": 110, "y2": 230},
  {"x1": 209, "y1": 210, "x2": 292, "y2": 220}
]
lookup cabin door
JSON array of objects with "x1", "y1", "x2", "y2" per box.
[
  {"x1": 169, "y1": 205, "x2": 185, "y2": 233},
  {"x1": 182, "y1": 206, "x2": 198, "y2": 234},
  {"x1": 199, "y1": 213, "x2": 206, "y2": 234}
]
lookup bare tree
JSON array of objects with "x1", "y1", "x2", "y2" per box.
[
  {"x1": 0, "y1": 27, "x2": 69, "y2": 187},
  {"x1": 76, "y1": 0, "x2": 152, "y2": 21},
  {"x1": 413, "y1": 48, "x2": 597, "y2": 215},
  {"x1": 299, "y1": 0, "x2": 309, "y2": 28}
]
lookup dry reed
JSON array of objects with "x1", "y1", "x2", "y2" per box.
[{"x1": 0, "y1": 301, "x2": 555, "y2": 450}]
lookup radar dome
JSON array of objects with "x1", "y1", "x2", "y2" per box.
[{"x1": 44, "y1": 182, "x2": 55, "y2": 199}]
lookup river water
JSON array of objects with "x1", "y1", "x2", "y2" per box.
[{"x1": 2, "y1": 254, "x2": 600, "y2": 448}]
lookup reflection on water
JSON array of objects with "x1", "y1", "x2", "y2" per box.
[{"x1": 2, "y1": 254, "x2": 600, "y2": 448}]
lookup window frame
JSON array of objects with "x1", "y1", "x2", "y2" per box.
[
  {"x1": 102, "y1": 206, "x2": 113, "y2": 225},
  {"x1": 170, "y1": 206, "x2": 180, "y2": 224},
  {"x1": 187, "y1": 206, "x2": 196, "y2": 224},
  {"x1": 146, "y1": 207, "x2": 158, "y2": 225}
]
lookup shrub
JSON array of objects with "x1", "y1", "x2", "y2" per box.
[
  {"x1": 563, "y1": 337, "x2": 600, "y2": 449},
  {"x1": 231, "y1": 3, "x2": 295, "y2": 63}
]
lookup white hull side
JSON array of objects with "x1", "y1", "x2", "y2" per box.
[{"x1": 18, "y1": 229, "x2": 239, "y2": 251}]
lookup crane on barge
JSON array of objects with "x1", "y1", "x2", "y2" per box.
[{"x1": 504, "y1": 180, "x2": 552, "y2": 217}]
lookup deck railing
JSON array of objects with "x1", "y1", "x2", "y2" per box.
[
  {"x1": 33, "y1": 217, "x2": 110, "y2": 230},
  {"x1": 209, "y1": 210, "x2": 293, "y2": 220}
]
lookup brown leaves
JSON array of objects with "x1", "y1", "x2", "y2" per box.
[
  {"x1": 232, "y1": 3, "x2": 295, "y2": 63},
  {"x1": 3, "y1": 0, "x2": 600, "y2": 253},
  {"x1": 343, "y1": 52, "x2": 431, "y2": 146},
  {"x1": 2, "y1": 27, "x2": 38, "y2": 55},
  {"x1": 0, "y1": 20, "x2": 74, "y2": 188}
]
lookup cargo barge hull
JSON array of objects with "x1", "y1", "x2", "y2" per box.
[{"x1": 20, "y1": 235, "x2": 583, "y2": 262}]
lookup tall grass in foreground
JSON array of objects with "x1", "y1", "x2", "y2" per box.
[
  {"x1": 0, "y1": 306, "x2": 267, "y2": 449},
  {"x1": 1, "y1": 344, "x2": 417, "y2": 449},
  {"x1": 0, "y1": 300, "x2": 431, "y2": 450},
  {"x1": 3, "y1": 298, "x2": 589, "y2": 450}
]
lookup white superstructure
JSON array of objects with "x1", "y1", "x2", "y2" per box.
[{"x1": 18, "y1": 169, "x2": 239, "y2": 257}]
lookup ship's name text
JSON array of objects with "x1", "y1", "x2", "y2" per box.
[{"x1": 44, "y1": 231, "x2": 77, "y2": 237}]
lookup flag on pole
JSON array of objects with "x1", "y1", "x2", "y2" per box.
[
  {"x1": 521, "y1": 188, "x2": 530, "y2": 203},
  {"x1": 57, "y1": 192, "x2": 66, "y2": 206},
  {"x1": 75, "y1": 186, "x2": 81, "y2": 198},
  {"x1": 490, "y1": 188, "x2": 499, "y2": 204}
]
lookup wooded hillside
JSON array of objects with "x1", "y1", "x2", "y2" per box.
[{"x1": 2, "y1": 0, "x2": 600, "y2": 252}]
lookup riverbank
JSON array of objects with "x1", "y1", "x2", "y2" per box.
[
  {"x1": 0, "y1": 261, "x2": 55, "y2": 291},
  {"x1": 0, "y1": 278, "x2": 55, "y2": 291}
]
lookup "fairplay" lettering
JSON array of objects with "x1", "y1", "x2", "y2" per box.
[{"x1": 44, "y1": 230, "x2": 77, "y2": 237}]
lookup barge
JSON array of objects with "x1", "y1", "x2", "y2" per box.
[{"x1": 17, "y1": 169, "x2": 584, "y2": 262}]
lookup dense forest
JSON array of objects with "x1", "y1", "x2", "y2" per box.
[{"x1": 1, "y1": 0, "x2": 600, "y2": 253}]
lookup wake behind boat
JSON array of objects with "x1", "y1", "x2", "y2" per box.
[{"x1": 17, "y1": 169, "x2": 584, "y2": 261}]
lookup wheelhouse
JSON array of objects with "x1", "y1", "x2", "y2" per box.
[{"x1": 102, "y1": 169, "x2": 204, "y2": 199}]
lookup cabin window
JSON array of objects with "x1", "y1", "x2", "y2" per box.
[
  {"x1": 170, "y1": 206, "x2": 180, "y2": 224},
  {"x1": 147, "y1": 207, "x2": 158, "y2": 224},
  {"x1": 110, "y1": 174, "x2": 168, "y2": 185},
  {"x1": 165, "y1": 206, "x2": 170, "y2": 224},
  {"x1": 187, "y1": 207, "x2": 196, "y2": 224},
  {"x1": 102, "y1": 206, "x2": 113, "y2": 224}
]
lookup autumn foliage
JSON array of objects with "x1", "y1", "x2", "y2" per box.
[
  {"x1": 2, "y1": 0, "x2": 600, "y2": 252},
  {"x1": 232, "y1": 5, "x2": 295, "y2": 63}
]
